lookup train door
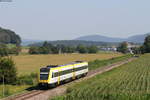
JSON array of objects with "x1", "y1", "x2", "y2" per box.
[
  {"x1": 72, "y1": 64, "x2": 76, "y2": 79},
  {"x1": 57, "y1": 69, "x2": 61, "y2": 85}
]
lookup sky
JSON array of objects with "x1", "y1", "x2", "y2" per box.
[{"x1": 0, "y1": 0, "x2": 150, "y2": 40}]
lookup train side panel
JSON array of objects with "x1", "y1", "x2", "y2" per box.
[{"x1": 39, "y1": 61, "x2": 88, "y2": 87}]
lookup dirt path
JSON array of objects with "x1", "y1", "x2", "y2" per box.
[{"x1": 4, "y1": 57, "x2": 136, "y2": 100}]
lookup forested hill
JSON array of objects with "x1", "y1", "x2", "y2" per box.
[
  {"x1": 0, "y1": 27, "x2": 21, "y2": 45},
  {"x1": 29, "y1": 40, "x2": 119, "y2": 47}
]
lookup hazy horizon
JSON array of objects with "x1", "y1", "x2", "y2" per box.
[
  {"x1": 0, "y1": 0, "x2": 150, "y2": 40},
  {"x1": 22, "y1": 33, "x2": 149, "y2": 41}
]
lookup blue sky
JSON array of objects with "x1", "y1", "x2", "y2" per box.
[{"x1": 0, "y1": 0, "x2": 150, "y2": 40}]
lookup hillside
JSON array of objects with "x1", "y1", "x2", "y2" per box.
[
  {"x1": 0, "y1": 27, "x2": 21, "y2": 45},
  {"x1": 22, "y1": 33, "x2": 150, "y2": 46},
  {"x1": 127, "y1": 33, "x2": 150, "y2": 43},
  {"x1": 75, "y1": 33, "x2": 150, "y2": 43},
  {"x1": 75, "y1": 35, "x2": 124, "y2": 42}
]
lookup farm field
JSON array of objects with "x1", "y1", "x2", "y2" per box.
[
  {"x1": 53, "y1": 54, "x2": 150, "y2": 100},
  {"x1": 12, "y1": 53, "x2": 122, "y2": 75}
]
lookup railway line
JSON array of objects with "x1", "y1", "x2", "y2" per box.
[{"x1": 3, "y1": 57, "x2": 136, "y2": 100}]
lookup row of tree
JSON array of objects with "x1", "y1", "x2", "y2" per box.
[
  {"x1": 29, "y1": 41, "x2": 99, "y2": 54},
  {"x1": 0, "y1": 44, "x2": 21, "y2": 57}
]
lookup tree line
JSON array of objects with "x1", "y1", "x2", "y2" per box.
[
  {"x1": 117, "y1": 35, "x2": 150, "y2": 54},
  {"x1": 29, "y1": 41, "x2": 99, "y2": 54},
  {"x1": 0, "y1": 44, "x2": 21, "y2": 57}
]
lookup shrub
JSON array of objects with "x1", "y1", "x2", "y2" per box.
[
  {"x1": 16, "y1": 73, "x2": 38, "y2": 85},
  {"x1": 0, "y1": 57, "x2": 17, "y2": 84}
]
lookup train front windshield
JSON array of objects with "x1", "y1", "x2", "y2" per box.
[{"x1": 40, "y1": 68, "x2": 50, "y2": 80}]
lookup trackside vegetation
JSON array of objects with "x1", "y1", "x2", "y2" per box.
[
  {"x1": 88, "y1": 54, "x2": 132, "y2": 70},
  {"x1": 0, "y1": 57, "x2": 38, "y2": 98},
  {"x1": 0, "y1": 57, "x2": 17, "y2": 84},
  {"x1": 52, "y1": 54, "x2": 150, "y2": 100}
]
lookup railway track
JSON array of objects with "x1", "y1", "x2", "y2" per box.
[
  {"x1": 9, "y1": 90, "x2": 47, "y2": 100},
  {"x1": 3, "y1": 57, "x2": 136, "y2": 100}
]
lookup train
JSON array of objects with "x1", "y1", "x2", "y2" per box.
[{"x1": 39, "y1": 61, "x2": 88, "y2": 87}]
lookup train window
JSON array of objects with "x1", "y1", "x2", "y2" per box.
[
  {"x1": 52, "y1": 72, "x2": 59, "y2": 77},
  {"x1": 60, "y1": 69, "x2": 73, "y2": 76},
  {"x1": 74, "y1": 66, "x2": 87, "y2": 71},
  {"x1": 52, "y1": 66, "x2": 88, "y2": 78},
  {"x1": 40, "y1": 74, "x2": 49, "y2": 80},
  {"x1": 40, "y1": 68, "x2": 49, "y2": 73},
  {"x1": 52, "y1": 69, "x2": 73, "y2": 77}
]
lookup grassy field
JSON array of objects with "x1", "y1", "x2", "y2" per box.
[
  {"x1": 88, "y1": 54, "x2": 132, "y2": 70},
  {"x1": 12, "y1": 53, "x2": 122, "y2": 75},
  {"x1": 0, "y1": 85, "x2": 30, "y2": 98},
  {"x1": 53, "y1": 54, "x2": 150, "y2": 100}
]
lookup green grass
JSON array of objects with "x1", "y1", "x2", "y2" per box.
[
  {"x1": 88, "y1": 54, "x2": 132, "y2": 70},
  {"x1": 52, "y1": 54, "x2": 150, "y2": 100},
  {"x1": 0, "y1": 85, "x2": 31, "y2": 99}
]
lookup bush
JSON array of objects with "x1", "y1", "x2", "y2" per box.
[
  {"x1": 16, "y1": 73, "x2": 38, "y2": 85},
  {"x1": 117, "y1": 42, "x2": 128, "y2": 54},
  {"x1": 0, "y1": 57, "x2": 17, "y2": 84},
  {"x1": 87, "y1": 45, "x2": 98, "y2": 53},
  {"x1": 76, "y1": 44, "x2": 88, "y2": 54},
  {"x1": 142, "y1": 35, "x2": 150, "y2": 53},
  {"x1": 8, "y1": 46, "x2": 21, "y2": 55},
  {"x1": 0, "y1": 44, "x2": 21, "y2": 56},
  {"x1": 0, "y1": 44, "x2": 9, "y2": 57}
]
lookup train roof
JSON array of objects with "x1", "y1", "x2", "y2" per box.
[{"x1": 44, "y1": 61, "x2": 86, "y2": 69}]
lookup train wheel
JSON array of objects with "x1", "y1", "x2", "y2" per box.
[
  {"x1": 48, "y1": 83, "x2": 57, "y2": 88},
  {"x1": 83, "y1": 73, "x2": 88, "y2": 77}
]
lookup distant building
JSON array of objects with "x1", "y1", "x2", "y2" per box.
[
  {"x1": 100, "y1": 46, "x2": 117, "y2": 52},
  {"x1": 126, "y1": 42, "x2": 140, "y2": 54}
]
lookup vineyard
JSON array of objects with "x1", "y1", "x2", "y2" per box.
[{"x1": 53, "y1": 54, "x2": 150, "y2": 100}]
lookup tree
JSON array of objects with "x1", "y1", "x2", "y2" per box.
[
  {"x1": 143, "y1": 35, "x2": 150, "y2": 53},
  {"x1": 117, "y1": 42, "x2": 128, "y2": 53},
  {"x1": 51, "y1": 46, "x2": 59, "y2": 54},
  {"x1": 9, "y1": 46, "x2": 21, "y2": 55},
  {"x1": 88, "y1": 45, "x2": 98, "y2": 53},
  {"x1": 0, "y1": 27, "x2": 21, "y2": 45},
  {"x1": 67, "y1": 46, "x2": 76, "y2": 53},
  {"x1": 29, "y1": 47, "x2": 40, "y2": 54},
  {"x1": 39, "y1": 47, "x2": 50, "y2": 54},
  {"x1": 59, "y1": 45, "x2": 75, "y2": 53},
  {"x1": 0, "y1": 57, "x2": 17, "y2": 84},
  {"x1": 43, "y1": 41, "x2": 48, "y2": 47},
  {"x1": 131, "y1": 47, "x2": 141, "y2": 54},
  {"x1": 76, "y1": 44, "x2": 88, "y2": 53},
  {"x1": 0, "y1": 44, "x2": 9, "y2": 57}
]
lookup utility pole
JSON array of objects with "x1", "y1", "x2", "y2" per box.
[{"x1": 3, "y1": 75, "x2": 5, "y2": 97}]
